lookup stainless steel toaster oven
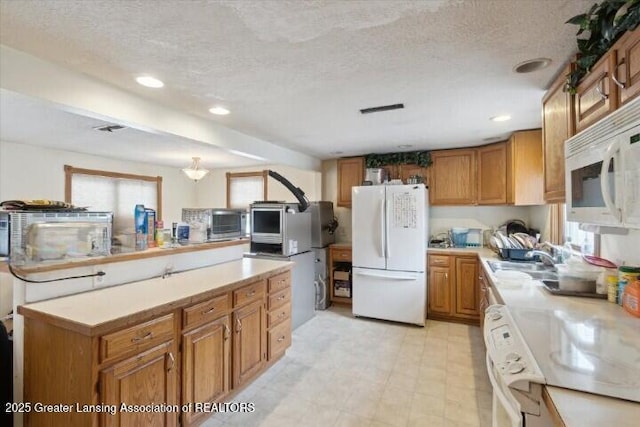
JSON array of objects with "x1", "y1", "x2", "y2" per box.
[{"x1": 181, "y1": 208, "x2": 247, "y2": 241}]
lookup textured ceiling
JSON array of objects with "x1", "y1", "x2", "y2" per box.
[{"x1": 0, "y1": 0, "x2": 593, "y2": 164}]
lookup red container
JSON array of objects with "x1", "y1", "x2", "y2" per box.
[{"x1": 622, "y1": 280, "x2": 640, "y2": 317}]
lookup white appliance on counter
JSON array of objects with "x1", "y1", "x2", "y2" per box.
[
  {"x1": 484, "y1": 303, "x2": 640, "y2": 427},
  {"x1": 565, "y1": 96, "x2": 640, "y2": 228},
  {"x1": 351, "y1": 184, "x2": 427, "y2": 326}
]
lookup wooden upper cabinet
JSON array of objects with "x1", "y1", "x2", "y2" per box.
[
  {"x1": 542, "y1": 64, "x2": 574, "y2": 204},
  {"x1": 429, "y1": 148, "x2": 477, "y2": 205},
  {"x1": 575, "y1": 51, "x2": 619, "y2": 133},
  {"x1": 477, "y1": 142, "x2": 507, "y2": 205},
  {"x1": 614, "y1": 26, "x2": 640, "y2": 106},
  {"x1": 506, "y1": 129, "x2": 544, "y2": 205},
  {"x1": 337, "y1": 157, "x2": 364, "y2": 208}
]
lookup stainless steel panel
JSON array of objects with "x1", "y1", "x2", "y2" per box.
[
  {"x1": 313, "y1": 247, "x2": 330, "y2": 310},
  {"x1": 309, "y1": 201, "x2": 336, "y2": 248},
  {"x1": 244, "y1": 250, "x2": 316, "y2": 330}
]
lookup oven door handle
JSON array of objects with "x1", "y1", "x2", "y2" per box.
[
  {"x1": 601, "y1": 140, "x2": 622, "y2": 222},
  {"x1": 485, "y1": 353, "x2": 523, "y2": 427}
]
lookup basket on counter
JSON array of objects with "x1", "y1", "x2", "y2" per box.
[{"x1": 498, "y1": 248, "x2": 539, "y2": 262}]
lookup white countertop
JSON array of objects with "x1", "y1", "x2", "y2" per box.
[
  {"x1": 18, "y1": 258, "x2": 293, "y2": 334},
  {"x1": 479, "y1": 255, "x2": 640, "y2": 426}
]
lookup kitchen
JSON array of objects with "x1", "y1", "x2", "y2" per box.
[{"x1": 1, "y1": 1, "x2": 640, "y2": 427}]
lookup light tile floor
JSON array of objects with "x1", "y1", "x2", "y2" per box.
[{"x1": 203, "y1": 306, "x2": 492, "y2": 427}]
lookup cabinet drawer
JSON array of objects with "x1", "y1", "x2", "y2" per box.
[
  {"x1": 268, "y1": 318, "x2": 291, "y2": 360},
  {"x1": 268, "y1": 272, "x2": 291, "y2": 293},
  {"x1": 233, "y1": 280, "x2": 266, "y2": 308},
  {"x1": 428, "y1": 255, "x2": 450, "y2": 267},
  {"x1": 183, "y1": 294, "x2": 230, "y2": 329},
  {"x1": 332, "y1": 248, "x2": 352, "y2": 262},
  {"x1": 100, "y1": 313, "x2": 174, "y2": 363},
  {"x1": 268, "y1": 288, "x2": 291, "y2": 311},
  {"x1": 267, "y1": 303, "x2": 291, "y2": 328}
]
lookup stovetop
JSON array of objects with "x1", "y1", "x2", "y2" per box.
[{"x1": 509, "y1": 306, "x2": 640, "y2": 403}]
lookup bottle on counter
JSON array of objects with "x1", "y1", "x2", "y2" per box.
[
  {"x1": 618, "y1": 266, "x2": 640, "y2": 305},
  {"x1": 134, "y1": 204, "x2": 147, "y2": 251},
  {"x1": 622, "y1": 280, "x2": 640, "y2": 317}
]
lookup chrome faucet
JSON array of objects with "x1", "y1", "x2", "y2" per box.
[
  {"x1": 161, "y1": 265, "x2": 174, "y2": 279},
  {"x1": 525, "y1": 249, "x2": 561, "y2": 266}
]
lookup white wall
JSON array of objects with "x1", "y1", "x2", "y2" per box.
[
  {"x1": 197, "y1": 164, "x2": 322, "y2": 208},
  {"x1": 0, "y1": 140, "x2": 197, "y2": 226},
  {"x1": 601, "y1": 231, "x2": 640, "y2": 266}
]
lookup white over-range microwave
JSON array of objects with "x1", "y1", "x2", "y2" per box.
[{"x1": 565, "y1": 96, "x2": 640, "y2": 229}]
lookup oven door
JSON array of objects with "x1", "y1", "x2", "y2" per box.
[
  {"x1": 250, "y1": 207, "x2": 283, "y2": 244},
  {"x1": 210, "y1": 210, "x2": 245, "y2": 240},
  {"x1": 485, "y1": 353, "x2": 523, "y2": 427}
]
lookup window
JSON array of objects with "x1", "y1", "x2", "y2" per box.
[
  {"x1": 563, "y1": 204, "x2": 598, "y2": 255},
  {"x1": 65, "y1": 165, "x2": 162, "y2": 234},
  {"x1": 226, "y1": 171, "x2": 268, "y2": 209}
]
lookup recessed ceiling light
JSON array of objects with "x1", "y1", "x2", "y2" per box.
[
  {"x1": 398, "y1": 144, "x2": 413, "y2": 149},
  {"x1": 513, "y1": 58, "x2": 552, "y2": 73},
  {"x1": 135, "y1": 75, "x2": 164, "y2": 88},
  {"x1": 490, "y1": 115, "x2": 511, "y2": 122},
  {"x1": 209, "y1": 106, "x2": 230, "y2": 115}
]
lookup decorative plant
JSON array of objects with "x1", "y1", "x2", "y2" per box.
[
  {"x1": 365, "y1": 151, "x2": 432, "y2": 168},
  {"x1": 564, "y1": 0, "x2": 640, "y2": 93}
]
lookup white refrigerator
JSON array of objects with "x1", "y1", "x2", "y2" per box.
[{"x1": 351, "y1": 184, "x2": 427, "y2": 326}]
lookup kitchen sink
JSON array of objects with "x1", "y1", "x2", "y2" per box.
[
  {"x1": 488, "y1": 260, "x2": 559, "y2": 281},
  {"x1": 488, "y1": 260, "x2": 556, "y2": 273}
]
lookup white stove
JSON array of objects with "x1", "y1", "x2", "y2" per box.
[
  {"x1": 484, "y1": 305, "x2": 547, "y2": 427},
  {"x1": 484, "y1": 303, "x2": 640, "y2": 427},
  {"x1": 508, "y1": 305, "x2": 640, "y2": 403}
]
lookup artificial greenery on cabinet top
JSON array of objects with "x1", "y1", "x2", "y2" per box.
[
  {"x1": 564, "y1": 0, "x2": 640, "y2": 93},
  {"x1": 364, "y1": 151, "x2": 432, "y2": 168}
]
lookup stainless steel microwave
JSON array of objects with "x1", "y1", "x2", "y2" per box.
[
  {"x1": 0, "y1": 210, "x2": 113, "y2": 263},
  {"x1": 182, "y1": 208, "x2": 247, "y2": 241}
]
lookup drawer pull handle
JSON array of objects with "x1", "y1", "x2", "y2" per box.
[
  {"x1": 202, "y1": 307, "x2": 215, "y2": 315},
  {"x1": 278, "y1": 312, "x2": 286, "y2": 318},
  {"x1": 277, "y1": 336, "x2": 286, "y2": 342},
  {"x1": 131, "y1": 332, "x2": 153, "y2": 343},
  {"x1": 167, "y1": 351, "x2": 175, "y2": 371},
  {"x1": 236, "y1": 318, "x2": 242, "y2": 332},
  {"x1": 246, "y1": 291, "x2": 256, "y2": 297},
  {"x1": 277, "y1": 295, "x2": 286, "y2": 301}
]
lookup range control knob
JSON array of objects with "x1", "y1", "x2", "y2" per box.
[
  {"x1": 488, "y1": 311, "x2": 503, "y2": 321},
  {"x1": 507, "y1": 361, "x2": 526, "y2": 374},
  {"x1": 506, "y1": 352, "x2": 521, "y2": 363}
]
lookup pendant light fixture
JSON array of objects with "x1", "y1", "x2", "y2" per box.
[{"x1": 182, "y1": 157, "x2": 210, "y2": 182}]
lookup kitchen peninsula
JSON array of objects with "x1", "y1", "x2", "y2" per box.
[{"x1": 7, "y1": 239, "x2": 294, "y2": 427}]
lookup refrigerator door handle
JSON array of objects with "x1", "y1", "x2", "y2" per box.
[
  {"x1": 354, "y1": 270, "x2": 416, "y2": 281},
  {"x1": 385, "y1": 198, "x2": 390, "y2": 259},
  {"x1": 379, "y1": 199, "x2": 385, "y2": 257}
]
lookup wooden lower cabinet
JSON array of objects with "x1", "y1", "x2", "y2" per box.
[
  {"x1": 233, "y1": 299, "x2": 267, "y2": 388},
  {"x1": 427, "y1": 254, "x2": 480, "y2": 324},
  {"x1": 181, "y1": 315, "x2": 230, "y2": 426},
  {"x1": 428, "y1": 266, "x2": 452, "y2": 315},
  {"x1": 100, "y1": 341, "x2": 178, "y2": 427},
  {"x1": 478, "y1": 267, "x2": 489, "y2": 333},
  {"x1": 22, "y1": 268, "x2": 292, "y2": 427}
]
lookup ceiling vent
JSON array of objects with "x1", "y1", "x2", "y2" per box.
[
  {"x1": 93, "y1": 124, "x2": 126, "y2": 132},
  {"x1": 360, "y1": 103, "x2": 404, "y2": 114}
]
